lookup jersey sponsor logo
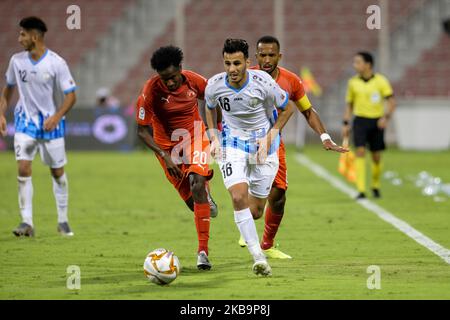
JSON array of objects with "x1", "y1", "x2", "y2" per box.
[
  {"x1": 371, "y1": 92, "x2": 381, "y2": 103},
  {"x1": 138, "y1": 107, "x2": 145, "y2": 120},
  {"x1": 249, "y1": 97, "x2": 259, "y2": 108},
  {"x1": 42, "y1": 72, "x2": 51, "y2": 81},
  {"x1": 161, "y1": 96, "x2": 170, "y2": 103},
  {"x1": 186, "y1": 90, "x2": 196, "y2": 98}
]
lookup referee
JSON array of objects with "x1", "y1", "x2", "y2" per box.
[{"x1": 342, "y1": 52, "x2": 396, "y2": 200}]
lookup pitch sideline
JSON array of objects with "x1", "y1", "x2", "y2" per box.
[{"x1": 295, "y1": 153, "x2": 450, "y2": 265}]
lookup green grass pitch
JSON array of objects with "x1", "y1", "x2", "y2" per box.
[{"x1": 0, "y1": 145, "x2": 449, "y2": 299}]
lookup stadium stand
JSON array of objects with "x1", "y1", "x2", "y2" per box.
[
  {"x1": 112, "y1": 0, "x2": 430, "y2": 106},
  {"x1": 0, "y1": 0, "x2": 134, "y2": 73}
]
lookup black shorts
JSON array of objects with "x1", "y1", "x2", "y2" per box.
[{"x1": 352, "y1": 116, "x2": 386, "y2": 152}]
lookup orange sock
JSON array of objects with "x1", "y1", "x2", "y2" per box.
[
  {"x1": 261, "y1": 206, "x2": 283, "y2": 250},
  {"x1": 194, "y1": 203, "x2": 210, "y2": 255}
]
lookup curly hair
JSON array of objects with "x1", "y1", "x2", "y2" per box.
[{"x1": 150, "y1": 45, "x2": 183, "y2": 72}]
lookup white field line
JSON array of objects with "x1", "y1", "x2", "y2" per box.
[{"x1": 295, "y1": 153, "x2": 450, "y2": 265}]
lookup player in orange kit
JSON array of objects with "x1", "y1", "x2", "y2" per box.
[
  {"x1": 242, "y1": 36, "x2": 347, "y2": 259},
  {"x1": 135, "y1": 45, "x2": 217, "y2": 270}
]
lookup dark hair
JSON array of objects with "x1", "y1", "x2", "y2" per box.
[
  {"x1": 150, "y1": 45, "x2": 183, "y2": 72},
  {"x1": 356, "y1": 51, "x2": 374, "y2": 67},
  {"x1": 256, "y1": 35, "x2": 281, "y2": 51},
  {"x1": 19, "y1": 16, "x2": 47, "y2": 34},
  {"x1": 223, "y1": 38, "x2": 249, "y2": 59}
]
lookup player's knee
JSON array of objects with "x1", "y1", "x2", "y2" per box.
[
  {"x1": 51, "y1": 167, "x2": 64, "y2": 179},
  {"x1": 251, "y1": 206, "x2": 264, "y2": 220},
  {"x1": 190, "y1": 176, "x2": 207, "y2": 203},
  {"x1": 356, "y1": 147, "x2": 365, "y2": 157},
  {"x1": 230, "y1": 192, "x2": 247, "y2": 209},
  {"x1": 270, "y1": 193, "x2": 286, "y2": 214},
  {"x1": 18, "y1": 163, "x2": 32, "y2": 177}
]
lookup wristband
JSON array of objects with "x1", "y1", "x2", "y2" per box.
[
  {"x1": 157, "y1": 150, "x2": 166, "y2": 157},
  {"x1": 320, "y1": 133, "x2": 331, "y2": 142}
]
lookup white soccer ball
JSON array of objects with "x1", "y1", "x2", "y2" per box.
[{"x1": 143, "y1": 248, "x2": 180, "y2": 285}]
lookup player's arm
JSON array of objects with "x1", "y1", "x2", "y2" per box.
[
  {"x1": 1, "y1": 56, "x2": 17, "y2": 136},
  {"x1": 43, "y1": 91, "x2": 76, "y2": 131},
  {"x1": 257, "y1": 100, "x2": 294, "y2": 163},
  {"x1": 205, "y1": 105, "x2": 221, "y2": 159},
  {"x1": 377, "y1": 96, "x2": 396, "y2": 129},
  {"x1": 301, "y1": 105, "x2": 348, "y2": 153},
  {"x1": 44, "y1": 59, "x2": 78, "y2": 132},
  {"x1": 342, "y1": 102, "x2": 353, "y2": 140},
  {"x1": 0, "y1": 85, "x2": 15, "y2": 136},
  {"x1": 137, "y1": 124, "x2": 182, "y2": 179}
]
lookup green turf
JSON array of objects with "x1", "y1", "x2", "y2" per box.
[{"x1": 0, "y1": 145, "x2": 449, "y2": 299}]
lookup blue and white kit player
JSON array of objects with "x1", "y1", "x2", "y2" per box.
[
  {"x1": 0, "y1": 17, "x2": 77, "y2": 237},
  {"x1": 205, "y1": 39, "x2": 294, "y2": 276}
]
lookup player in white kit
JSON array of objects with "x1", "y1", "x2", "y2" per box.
[
  {"x1": 0, "y1": 17, "x2": 77, "y2": 237},
  {"x1": 205, "y1": 39, "x2": 295, "y2": 276}
]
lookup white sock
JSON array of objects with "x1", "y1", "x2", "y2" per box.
[
  {"x1": 234, "y1": 208, "x2": 265, "y2": 261},
  {"x1": 52, "y1": 173, "x2": 69, "y2": 223},
  {"x1": 17, "y1": 176, "x2": 33, "y2": 227}
]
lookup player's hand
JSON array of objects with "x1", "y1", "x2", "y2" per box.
[
  {"x1": 322, "y1": 139, "x2": 349, "y2": 153},
  {"x1": 0, "y1": 115, "x2": 7, "y2": 137},
  {"x1": 342, "y1": 124, "x2": 350, "y2": 139},
  {"x1": 377, "y1": 116, "x2": 388, "y2": 129},
  {"x1": 162, "y1": 152, "x2": 183, "y2": 179},
  {"x1": 43, "y1": 115, "x2": 61, "y2": 131},
  {"x1": 210, "y1": 136, "x2": 222, "y2": 160},
  {"x1": 256, "y1": 135, "x2": 271, "y2": 164}
]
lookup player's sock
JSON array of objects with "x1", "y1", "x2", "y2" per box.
[
  {"x1": 234, "y1": 208, "x2": 264, "y2": 260},
  {"x1": 261, "y1": 206, "x2": 283, "y2": 250},
  {"x1": 17, "y1": 176, "x2": 33, "y2": 227},
  {"x1": 194, "y1": 203, "x2": 210, "y2": 255},
  {"x1": 355, "y1": 157, "x2": 366, "y2": 193},
  {"x1": 52, "y1": 173, "x2": 69, "y2": 223},
  {"x1": 371, "y1": 161, "x2": 382, "y2": 190}
]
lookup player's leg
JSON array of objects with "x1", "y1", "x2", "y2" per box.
[
  {"x1": 260, "y1": 140, "x2": 291, "y2": 258},
  {"x1": 40, "y1": 138, "x2": 72, "y2": 236},
  {"x1": 369, "y1": 123, "x2": 385, "y2": 198},
  {"x1": 353, "y1": 117, "x2": 368, "y2": 199},
  {"x1": 188, "y1": 173, "x2": 212, "y2": 270},
  {"x1": 371, "y1": 151, "x2": 382, "y2": 198},
  {"x1": 13, "y1": 133, "x2": 37, "y2": 237},
  {"x1": 261, "y1": 186, "x2": 291, "y2": 259},
  {"x1": 229, "y1": 183, "x2": 270, "y2": 275},
  {"x1": 220, "y1": 149, "x2": 271, "y2": 276},
  {"x1": 245, "y1": 154, "x2": 280, "y2": 274}
]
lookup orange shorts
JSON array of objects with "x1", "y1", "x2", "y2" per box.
[
  {"x1": 156, "y1": 138, "x2": 213, "y2": 201},
  {"x1": 273, "y1": 140, "x2": 288, "y2": 190}
]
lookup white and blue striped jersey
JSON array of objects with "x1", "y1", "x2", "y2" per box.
[
  {"x1": 5, "y1": 49, "x2": 77, "y2": 140},
  {"x1": 205, "y1": 69, "x2": 289, "y2": 154}
]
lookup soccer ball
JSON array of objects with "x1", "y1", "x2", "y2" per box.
[{"x1": 143, "y1": 248, "x2": 180, "y2": 285}]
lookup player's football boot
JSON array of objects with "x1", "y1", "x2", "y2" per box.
[
  {"x1": 252, "y1": 256, "x2": 272, "y2": 277},
  {"x1": 12, "y1": 222, "x2": 34, "y2": 237},
  {"x1": 57, "y1": 222, "x2": 74, "y2": 236},
  {"x1": 263, "y1": 245, "x2": 292, "y2": 259},
  {"x1": 238, "y1": 235, "x2": 247, "y2": 247},
  {"x1": 197, "y1": 250, "x2": 212, "y2": 270},
  {"x1": 355, "y1": 192, "x2": 366, "y2": 200},
  {"x1": 206, "y1": 188, "x2": 218, "y2": 218},
  {"x1": 372, "y1": 189, "x2": 381, "y2": 199}
]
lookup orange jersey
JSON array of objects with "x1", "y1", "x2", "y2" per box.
[
  {"x1": 250, "y1": 66, "x2": 311, "y2": 112},
  {"x1": 136, "y1": 70, "x2": 208, "y2": 149}
]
